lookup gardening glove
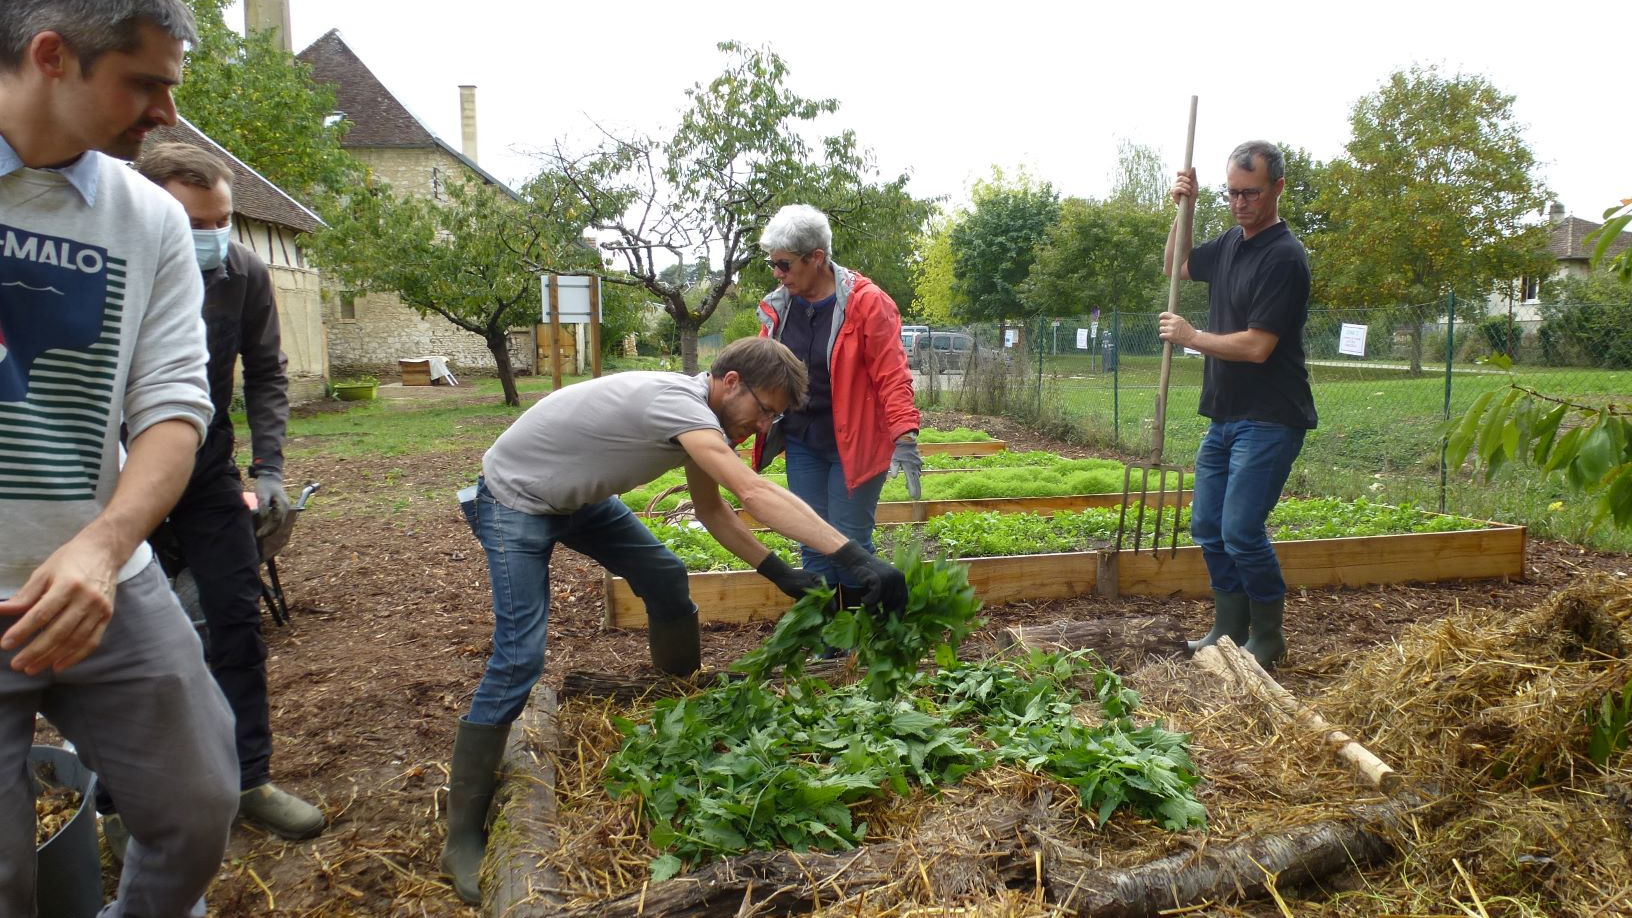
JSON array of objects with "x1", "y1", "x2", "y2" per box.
[
  {"x1": 253, "y1": 471, "x2": 292, "y2": 541},
  {"x1": 755, "y1": 553, "x2": 826, "y2": 600},
  {"x1": 888, "y1": 434, "x2": 923, "y2": 500},
  {"x1": 827, "y1": 540, "x2": 908, "y2": 617}
]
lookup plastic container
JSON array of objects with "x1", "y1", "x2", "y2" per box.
[{"x1": 31, "y1": 744, "x2": 102, "y2": 918}]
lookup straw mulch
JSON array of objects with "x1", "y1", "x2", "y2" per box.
[
  {"x1": 1300, "y1": 573, "x2": 1632, "y2": 917},
  {"x1": 537, "y1": 577, "x2": 1632, "y2": 916}
]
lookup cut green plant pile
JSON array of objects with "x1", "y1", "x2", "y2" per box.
[
  {"x1": 603, "y1": 552, "x2": 1203, "y2": 880},
  {"x1": 644, "y1": 498, "x2": 1493, "y2": 572}
]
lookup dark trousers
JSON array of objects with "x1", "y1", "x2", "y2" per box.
[{"x1": 168, "y1": 456, "x2": 273, "y2": 790}]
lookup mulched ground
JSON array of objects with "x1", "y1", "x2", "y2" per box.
[{"x1": 122, "y1": 400, "x2": 1628, "y2": 916}]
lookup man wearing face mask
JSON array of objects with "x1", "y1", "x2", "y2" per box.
[{"x1": 107, "y1": 141, "x2": 324, "y2": 843}]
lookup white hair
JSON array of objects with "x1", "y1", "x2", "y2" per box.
[{"x1": 759, "y1": 204, "x2": 833, "y2": 256}]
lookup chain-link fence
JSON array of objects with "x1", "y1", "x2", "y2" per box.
[{"x1": 914, "y1": 295, "x2": 1632, "y2": 551}]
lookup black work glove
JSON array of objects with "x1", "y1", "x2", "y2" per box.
[
  {"x1": 888, "y1": 436, "x2": 922, "y2": 500},
  {"x1": 253, "y1": 471, "x2": 292, "y2": 540},
  {"x1": 755, "y1": 553, "x2": 826, "y2": 600},
  {"x1": 827, "y1": 540, "x2": 908, "y2": 616}
]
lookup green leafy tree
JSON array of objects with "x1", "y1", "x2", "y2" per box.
[
  {"x1": 1589, "y1": 198, "x2": 1632, "y2": 282},
  {"x1": 309, "y1": 177, "x2": 595, "y2": 405},
  {"x1": 909, "y1": 214, "x2": 965, "y2": 325},
  {"x1": 542, "y1": 43, "x2": 919, "y2": 373},
  {"x1": 175, "y1": 0, "x2": 360, "y2": 205},
  {"x1": 1275, "y1": 144, "x2": 1332, "y2": 242},
  {"x1": 1025, "y1": 198, "x2": 1169, "y2": 318},
  {"x1": 1109, "y1": 140, "x2": 1169, "y2": 212},
  {"x1": 949, "y1": 168, "x2": 1060, "y2": 325},
  {"x1": 1312, "y1": 67, "x2": 1553, "y2": 373}
]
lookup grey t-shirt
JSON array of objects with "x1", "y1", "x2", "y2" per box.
[{"x1": 481, "y1": 371, "x2": 724, "y2": 515}]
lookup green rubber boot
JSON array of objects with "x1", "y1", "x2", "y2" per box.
[
  {"x1": 1243, "y1": 597, "x2": 1287, "y2": 668},
  {"x1": 1187, "y1": 590, "x2": 1250, "y2": 654},
  {"x1": 440, "y1": 718, "x2": 511, "y2": 905},
  {"x1": 648, "y1": 612, "x2": 701, "y2": 676}
]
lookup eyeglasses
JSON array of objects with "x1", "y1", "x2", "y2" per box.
[
  {"x1": 743, "y1": 382, "x2": 784, "y2": 423},
  {"x1": 1224, "y1": 187, "x2": 1266, "y2": 202}
]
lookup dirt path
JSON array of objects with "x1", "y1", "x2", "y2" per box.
[{"x1": 183, "y1": 409, "x2": 1626, "y2": 915}]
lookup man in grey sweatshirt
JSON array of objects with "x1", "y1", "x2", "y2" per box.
[{"x1": 0, "y1": 2, "x2": 239, "y2": 915}]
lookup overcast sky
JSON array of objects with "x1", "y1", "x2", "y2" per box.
[{"x1": 229, "y1": 0, "x2": 1628, "y2": 226}]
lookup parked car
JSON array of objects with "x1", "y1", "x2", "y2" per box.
[
  {"x1": 909, "y1": 331, "x2": 977, "y2": 373},
  {"x1": 900, "y1": 325, "x2": 929, "y2": 354}
]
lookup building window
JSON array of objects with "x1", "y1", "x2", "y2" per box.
[
  {"x1": 1521, "y1": 275, "x2": 1540, "y2": 304},
  {"x1": 340, "y1": 291, "x2": 357, "y2": 321}
]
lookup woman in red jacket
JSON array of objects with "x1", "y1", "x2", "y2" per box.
[{"x1": 750, "y1": 204, "x2": 922, "y2": 604}]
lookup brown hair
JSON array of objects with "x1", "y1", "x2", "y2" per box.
[
  {"x1": 135, "y1": 141, "x2": 232, "y2": 191},
  {"x1": 710, "y1": 337, "x2": 808, "y2": 409}
]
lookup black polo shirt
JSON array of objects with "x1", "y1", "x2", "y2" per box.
[{"x1": 1188, "y1": 220, "x2": 1318, "y2": 430}]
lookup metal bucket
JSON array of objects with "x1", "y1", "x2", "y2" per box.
[{"x1": 31, "y1": 744, "x2": 102, "y2": 918}]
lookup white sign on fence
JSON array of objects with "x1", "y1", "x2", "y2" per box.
[
  {"x1": 542, "y1": 274, "x2": 601, "y2": 324},
  {"x1": 1076, "y1": 328, "x2": 1089, "y2": 349},
  {"x1": 1003, "y1": 328, "x2": 1018, "y2": 348},
  {"x1": 1338, "y1": 322, "x2": 1368, "y2": 357}
]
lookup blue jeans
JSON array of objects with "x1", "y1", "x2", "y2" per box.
[
  {"x1": 783, "y1": 438, "x2": 887, "y2": 587},
  {"x1": 1189, "y1": 419, "x2": 1306, "y2": 603},
  {"x1": 466, "y1": 480, "x2": 693, "y2": 725}
]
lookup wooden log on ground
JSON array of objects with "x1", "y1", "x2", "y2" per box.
[
  {"x1": 1194, "y1": 637, "x2": 1401, "y2": 792},
  {"x1": 549, "y1": 833, "x2": 1033, "y2": 918},
  {"x1": 485, "y1": 686, "x2": 565, "y2": 917},
  {"x1": 1001, "y1": 617, "x2": 1187, "y2": 670},
  {"x1": 1047, "y1": 794, "x2": 1424, "y2": 917}
]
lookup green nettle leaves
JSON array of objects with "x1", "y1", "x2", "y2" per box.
[
  {"x1": 605, "y1": 552, "x2": 1204, "y2": 880},
  {"x1": 1449, "y1": 384, "x2": 1632, "y2": 529}
]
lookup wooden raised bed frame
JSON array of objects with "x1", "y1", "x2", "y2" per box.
[
  {"x1": 604, "y1": 519, "x2": 1526, "y2": 628},
  {"x1": 738, "y1": 439, "x2": 1007, "y2": 462}
]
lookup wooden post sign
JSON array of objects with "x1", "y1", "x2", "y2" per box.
[{"x1": 542, "y1": 275, "x2": 603, "y2": 388}]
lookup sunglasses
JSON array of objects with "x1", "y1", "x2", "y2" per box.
[{"x1": 764, "y1": 253, "x2": 808, "y2": 273}]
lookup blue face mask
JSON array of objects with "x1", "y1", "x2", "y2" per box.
[{"x1": 192, "y1": 225, "x2": 231, "y2": 271}]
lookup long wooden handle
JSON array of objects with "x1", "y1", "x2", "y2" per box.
[
  {"x1": 1151, "y1": 96, "x2": 1198, "y2": 461},
  {"x1": 1194, "y1": 638, "x2": 1402, "y2": 792}
]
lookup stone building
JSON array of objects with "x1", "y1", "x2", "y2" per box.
[
  {"x1": 143, "y1": 118, "x2": 329, "y2": 404},
  {"x1": 295, "y1": 29, "x2": 534, "y2": 380}
]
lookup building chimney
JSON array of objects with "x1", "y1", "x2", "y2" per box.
[
  {"x1": 242, "y1": 0, "x2": 291, "y2": 53},
  {"x1": 459, "y1": 85, "x2": 478, "y2": 163},
  {"x1": 1548, "y1": 201, "x2": 1566, "y2": 225}
]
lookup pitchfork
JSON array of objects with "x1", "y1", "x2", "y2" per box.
[{"x1": 1098, "y1": 96, "x2": 1197, "y2": 599}]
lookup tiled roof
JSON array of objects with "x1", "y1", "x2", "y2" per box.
[
  {"x1": 295, "y1": 28, "x2": 519, "y2": 199},
  {"x1": 296, "y1": 29, "x2": 436, "y2": 148},
  {"x1": 1552, "y1": 214, "x2": 1632, "y2": 262},
  {"x1": 142, "y1": 118, "x2": 325, "y2": 234}
]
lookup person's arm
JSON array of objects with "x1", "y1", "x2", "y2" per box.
[
  {"x1": 239, "y1": 252, "x2": 289, "y2": 479},
  {"x1": 1164, "y1": 168, "x2": 1198, "y2": 280},
  {"x1": 854, "y1": 286, "x2": 919, "y2": 442},
  {"x1": 1157, "y1": 314, "x2": 1280, "y2": 364},
  {"x1": 0, "y1": 418, "x2": 200, "y2": 674},
  {"x1": 678, "y1": 429, "x2": 846, "y2": 558}
]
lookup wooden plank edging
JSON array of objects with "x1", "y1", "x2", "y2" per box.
[{"x1": 604, "y1": 522, "x2": 1525, "y2": 629}]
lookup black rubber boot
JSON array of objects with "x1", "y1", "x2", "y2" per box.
[
  {"x1": 1187, "y1": 590, "x2": 1250, "y2": 654},
  {"x1": 440, "y1": 718, "x2": 511, "y2": 905},
  {"x1": 1243, "y1": 597, "x2": 1287, "y2": 668},
  {"x1": 648, "y1": 612, "x2": 701, "y2": 676}
]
